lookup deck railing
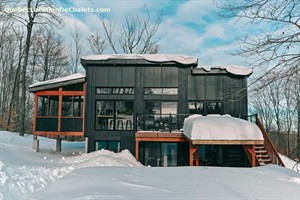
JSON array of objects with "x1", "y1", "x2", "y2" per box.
[
  {"x1": 136, "y1": 113, "x2": 189, "y2": 132},
  {"x1": 246, "y1": 114, "x2": 285, "y2": 167}
]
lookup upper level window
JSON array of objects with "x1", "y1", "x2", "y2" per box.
[
  {"x1": 189, "y1": 101, "x2": 223, "y2": 115},
  {"x1": 95, "y1": 100, "x2": 134, "y2": 131},
  {"x1": 96, "y1": 88, "x2": 134, "y2": 95},
  {"x1": 144, "y1": 88, "x2": 178, "y2": 95}
]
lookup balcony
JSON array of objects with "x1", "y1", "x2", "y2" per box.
[{"x1": 136, "y1": 114, "x2": 189, "y2": 132}]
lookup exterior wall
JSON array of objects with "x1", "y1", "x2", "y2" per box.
[{"x1": 83, "y1": 61, "x2": 249, "y2": 153}]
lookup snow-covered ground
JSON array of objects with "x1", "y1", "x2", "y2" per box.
[{"x1": 0, "y1": 131, "x2": 299, "y2": 200}]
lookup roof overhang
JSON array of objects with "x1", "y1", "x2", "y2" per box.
[
  {"x1": 29, "y1": 73, "x2": 86, "y2": 93},
  {"x1": 81, "y1": 54, "x2": 198, "y2": 67}
]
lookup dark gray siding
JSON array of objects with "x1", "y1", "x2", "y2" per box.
[{"x1": 83, "y1": 62, "x2": 249, "y2": 153}]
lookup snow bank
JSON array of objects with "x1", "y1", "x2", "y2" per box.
[
  {"x1": 81, "y1": 54, "x2": 198, "y2": 65},
  {"x1": 28, "y1": 165, "x2": 300, "y2": 200},
  {"x1": 183, "y1": 115, "x2": 264, "y2": 141},
  {"x1": 29, "y1": 73, "x2": 85, "y2": 88},
  {"x1": 0, "y1": 131, "x2": 140, "y2": 200},
  {"x1": 198, "y1": 65, "x2": 253, "y2": 76}
]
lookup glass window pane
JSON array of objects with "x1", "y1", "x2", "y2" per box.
[
  {"x1": 162, "y1": 102, "x2": 177, "y2": 114},
  {"x1": 162, "y1": 143, "x2": 177, "y2": 167},
  {"x1": 145, "y1": 101, "x2": 161, "y2": 115},
  {"x1": 62, "y1": 96, "x2": 72, "y2": 117},
  {"x1": 38, "y1": 96, "x2": 48, "y2": 116},
  {"x1": 73, "y1": 96, "x2": 83, "y2": 117},
  {"x1": 206, "y1": 102, "x2": 222, "y2": 115},
  {"x1": 144, "y1": 143, "x2": 162, "y2": 167},
  {"x1": 108, "y1": 141, "x2": 120, "y2": 153},
  {"x1": 116, "y1": 101, "x2": 134, "y2": 130},
  {"x1": 95, "y1": 141, "x2": 107, "y2": 151},
  {"x1": 49, "y1": 96, "x2": 58, "y2": 116},
  {"x1": 162, "y1": 88, "x2": 178, "y2": 95},
  {"x1": 189, "y1": 102, "x2": 204, "y2": 115},
  {"x1": 96, "y1": 101, "x2": 114, "y2": 130}
]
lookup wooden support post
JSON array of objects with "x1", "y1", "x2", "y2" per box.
[
  {"x1": 33, "y1": 94, "x2": 38, "y2": 132},
  {"x1": 195, "y1": 146, "x2": 199, "y2": 166},
  {"x1": 189, "y1": 143, "x2": 198, "y2": 166},
  {"x1": 251, "y1": 145, "x2": 256, "y2": 167},
  {"x1": 33, "y1": 135, "x2": 39, "y2": 152},
  {"x1": 58, "y1": 87, "x2": 62, "y2": 132},
  {"x1": 85, "y1": 137, "x2": 89, "y2": 153},
  {"x1": 135, "y1": 140, "x2": 139, "y2": 161},
  {"x1": 56, "y1": 137, "x2": 62, "y2": 152}
]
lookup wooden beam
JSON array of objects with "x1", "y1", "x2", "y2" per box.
[
  {"x1": 135, "y1": 140, "x2": 139, "y2": 161},
  {"x1": 58, "y1": 87, "x2": 62, "y2": 132},
  {"x1": 190, "y1": 139, "x2": 264, "y2": 145},
  {"x1": 243, "y1": 145, "x2": 256, "y2": 167},
  {"x1": 35, "y1": 90, "x2": 84, "y2": 96},
  {"x1": 33, "y1": 131, "x2": 84, "y2": 137},
  {"x1": 135, "y1": 137, "x2": 187, "y2": 142},
  {"x1": 189, "y1": 143, "x2": 194, "y2": 166}
]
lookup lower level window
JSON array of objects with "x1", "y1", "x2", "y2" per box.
[
  {"x1": 95, "y1": 141, "x2": 120, "y2": 153},
  {"x1": 144, "y1": 143, "x2": 177, "y2": 167}
]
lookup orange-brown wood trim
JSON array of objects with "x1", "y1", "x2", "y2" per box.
[
  {"x1": 135, "y1": 140, "x2": 139, "y2": 161},
  {"x1": 33, "y1": 94, "x2": 38, "y2": 132},
  {"x1": 35, "y1": 91, "x2": 85, "y2": 96},
  {"x1": 33, "y1": 131, "x2": 84, "y2": 137},
  {"x1": 189, "y1": 143, "x2": 199, "y2": 166},
  {"x1": 243, "y1": 145, "x2": 256, "y2": 167},
  {"x1": 135, "y1": 137, "x2": 187, "y2": 142},
  {"x1": 58, "y1": 87, "x2": 62, "y2": 132}
]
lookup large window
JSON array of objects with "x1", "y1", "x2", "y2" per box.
[
  {"x1": 144, "y1": 143, "x2": 177, "y2": 167},
  {"x1": 189, "y1": 101, "x2": 223, "y2": 115},
  {"x1": 95, "y1": 100, "x2": 134, "y2": 130},
  {"x1": 95, "y1": 141, "x2": 120, "y2": 153},
  {"x1": 38, "y1": 96, "x2": 58, "y2": 117},
  {"x1": 142, "y1": 101, "x2": 178, "y2": 131},
  {"x1": 62, "y1": 96, "x2": 83, "y2": 117}
]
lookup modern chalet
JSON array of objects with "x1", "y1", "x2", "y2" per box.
[{"x1": 29, "y1": 54, "x2": 285, "y2": 168}]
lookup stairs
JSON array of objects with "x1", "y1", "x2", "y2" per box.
[{"x1": 255, "y1": 145, "x2": 272, "y2": 165}]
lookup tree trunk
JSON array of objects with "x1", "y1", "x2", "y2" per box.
[{"x1": 19, "y1": 22, "x2": 33, "y2": 136}]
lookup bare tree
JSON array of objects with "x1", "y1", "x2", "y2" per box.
[
  {"x1": 217, "y1": 0, "x2": 300, "y2": 158},
  {"x1": 69, "y1": 23, "x2": 85, "y2": 74},
  {"x1": 217, "y1": 0, "x2": 300, "y2": 84},
  {"x1": 99, "y1": 8, "x2": 163, "y2": 54},
  {"x1": 87, "y1": 31, "x2": 106, "y2": 55},
  {"x1": 1, "y1": 0, "x2": 63, "y2": 135}
]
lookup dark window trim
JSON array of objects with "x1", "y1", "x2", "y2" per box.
[
  {"x1": 95, "y1": 87, "x2": 135, "y2": 95},
  {"x1": 94, "y1": 140, "x2": 121, "y2": 153}
]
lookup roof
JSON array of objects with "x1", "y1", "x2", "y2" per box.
[
  {"x1": 29, "y1": 73, "x2": 86, "y2": 92},
  {"x1": 81, "y1": 54, "x2": 198, "y2": 65},
  {"x1": 194, "y1": 65, "x2": 253, "y2": 76},
  {"x1": 183, "y1": 115, "x2": 264, "y2": 145}
]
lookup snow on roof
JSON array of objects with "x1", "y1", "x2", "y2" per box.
[
  {"x1": 183, "y1": 115, "x2": 264, "y2": 141},
  {"x1": 197, "y1": 65, "x2": 253, "y2": 76},
  {"x1": 29, "y1": 73, "x2": 86, "y2": 88},
  {"x1": 81, "y1": 54, "x2": 198, "y2": 65}
]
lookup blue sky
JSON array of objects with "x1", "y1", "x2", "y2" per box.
[{"x1": 58, "y1": 0, "x2": 255, "y2": 67}]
